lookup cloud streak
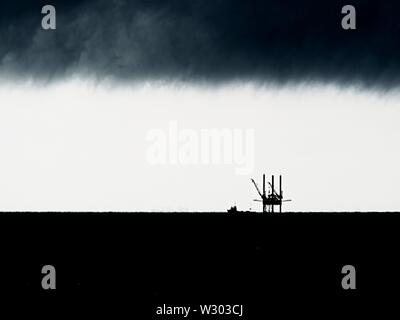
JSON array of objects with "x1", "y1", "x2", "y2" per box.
[{"x1": 1, "y1": 0, "x2": 400, "y2": 88}]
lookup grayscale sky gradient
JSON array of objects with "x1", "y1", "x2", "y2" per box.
[{"x1": 0, "y1": 1, "x2": 399, "y2": 211}]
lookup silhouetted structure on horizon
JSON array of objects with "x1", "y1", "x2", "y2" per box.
[
  {"x1": 251, "y1": 174, "x2": 291, "y2": 213},
  {"x1": 227, "y1": 205, "x2": 238, "y2": 213}
]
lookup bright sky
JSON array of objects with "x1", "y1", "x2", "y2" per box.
[{"x1": 0, "y1": 80, "x2": 399, "y2": 212}]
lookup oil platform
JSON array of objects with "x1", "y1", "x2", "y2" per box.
[
  {"x1": 227, "y1": 174, "x2": 291, "y2": 213},
  {"x1": 251, "y1": 174, "x2": 291, "y2": 213}
]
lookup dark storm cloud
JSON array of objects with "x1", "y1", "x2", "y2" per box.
[{"x1": 1, "y1": 0, "x2": 400, "y2": 88}]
